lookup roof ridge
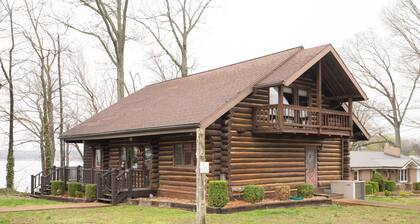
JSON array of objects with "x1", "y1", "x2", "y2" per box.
[{"x1": 144, "y1": 45, "x2": 304, "y2": 89}]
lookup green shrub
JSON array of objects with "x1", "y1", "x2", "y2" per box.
[
  {"x1": 243, "y1": 185, "x2": 264, "y2": 203},
  {"x1": 297, "y1": 183, "x2": 314, "y2": 198},
  {"x1": 50, "y1": 180, "x2": 65, "y2": 196},
  {"x1": 208, "y1": 180, "x2": 229, "y2": 207},
  {"x1": 384, "y1": 190, "x2": 391, "y2": 197},
  {"x1": 274, "y1": 185, "x2": 290, "y2": 201},
  {"x1": 371, "y1": 171, "x2": 385, "y2": 192},
  {"x1": 365, "y1": 183, "x2": 374, "y2": 195},
  {"x1": 384, "y1": 180, "x2": 396, "y2": 191},
  {"x1": 367, "y1": 181, "x2": 379, "y2": 193},
  {"x1": 413, "y1": 182, "x2": 420, "y2": 191},
  {"x1": 68, "y1": 182, "x2": 82, "y2": 197},
  {"x1": 85, "y1": 184, "x2": 97, "y2": 199},
  {"x1": 75, "y1": 191, "x2": 84, "y2": 198}
]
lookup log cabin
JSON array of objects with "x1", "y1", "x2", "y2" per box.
[{"x1": 31, "y1": 44, "x2": 369, "y2": 204}]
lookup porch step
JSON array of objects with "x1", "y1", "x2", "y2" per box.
[
  {"x1": 97, "y1": 198, "x2": 112, "y2": 203},
  {"x1": 314, "y1": 193, "x2": 344, "y2": 199}
]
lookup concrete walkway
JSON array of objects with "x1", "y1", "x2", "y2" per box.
[
  {"x1": 0, "y1": 202, "x2": 110, "y2": 213},
  {"x1": 333, "y1": 199, "x2": 420, "y2": 211}
]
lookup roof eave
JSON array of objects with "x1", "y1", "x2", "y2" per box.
[{"x1": 61, "y1": 123, "x2": 200, "y2": 143}]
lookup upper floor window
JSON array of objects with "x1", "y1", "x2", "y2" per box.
[
  {"x1": 174, "y1": 143, "x2": 196, "y2": 166},
  {"x1": 269, "y1": 87, "x2": 278, "y2": 105},
  {"x1": 283, "y1": 87, "x2": 293, "y2": 105},
  {"x1": 298, "y1": 89, "x2": 309, "y2": 106}
]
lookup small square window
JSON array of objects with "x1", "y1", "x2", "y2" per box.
[{"x1": 173, "y1": 143, "x2": 196, "y2": 166}]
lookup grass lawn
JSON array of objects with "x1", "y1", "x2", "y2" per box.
[
  {"x1": 366, "y1": 195, "x2": 420, "y2": 206},
  {"x1": 0, "y1": 189, "x2": 63, "y2": 207},
  {"x1": 0, "y1": 204, "x2": 419, "y2": 224}
]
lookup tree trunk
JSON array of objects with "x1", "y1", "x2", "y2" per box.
[
  {"x1": 117, "y1": 58, "x2": 124, "y2": 100},
  {"x1": 394, "y1": 124, "x2": 402, "y2": 148},
  {"x1": 6, "y1": 79, "x2": 14, "y2": 189},
  {"x1": 58, "y1": 35, "x2": 65, "y2": 168}
]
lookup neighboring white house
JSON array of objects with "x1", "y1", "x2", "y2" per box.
[{"x1": 350, "y1": 144, "x2": 420, "y2": 188}]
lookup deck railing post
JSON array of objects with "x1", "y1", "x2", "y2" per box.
[
  {"x1": 96, "y1": 171, "x2": 102, "y2": 199},
  {"x1": 128, "y1": 169, "x2": 133, "y2": 199},
  {"x1": 31, "y1": 175, "x2": 35, "y2": 195},
  {"x1": 111, "y1": 169, "x2": 117, "y2": 205},
  {"x1": 77, "y1": 165, "x2": 81, "y2": 182}
]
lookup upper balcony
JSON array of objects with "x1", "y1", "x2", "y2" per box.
[{"x1": 253, "y1": 104, "x2": 352, "y2": 136}]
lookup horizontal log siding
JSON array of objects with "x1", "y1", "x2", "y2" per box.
[
  {"x1": 83, "y1": 144, "x2": 93, "y2": 169},
  {"x1": 229, "y1": 75, "x2": 346, "y2": 197}
]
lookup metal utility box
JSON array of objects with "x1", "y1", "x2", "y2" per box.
[{"x1": 330, "y1": 180, "x2": 365, "y2": 200}]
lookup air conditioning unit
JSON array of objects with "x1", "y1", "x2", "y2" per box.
[{"x1": 330, "y1": 180, "x2": 365, "y2": 200}]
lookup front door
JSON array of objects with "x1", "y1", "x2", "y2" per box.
[{"x1": 305, "y1": 146, "x2": 318, "y2": 186}]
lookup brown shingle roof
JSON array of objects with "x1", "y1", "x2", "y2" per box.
[{"x1": 62, "y1": 44, "x2": 367, "y2": 141}]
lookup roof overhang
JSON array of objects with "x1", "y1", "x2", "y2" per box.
[{"x1": 61, "y1": 123, "x2": 199, "y2": 143}]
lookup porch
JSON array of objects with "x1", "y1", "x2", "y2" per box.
[{"x1": 30, "y1": 166, "x2": 154, "y2": 205}]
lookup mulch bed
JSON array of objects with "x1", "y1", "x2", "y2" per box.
[
  {"x1": 128, "y1": 196, "x2": 331, "y2": 214},
  {"x1": 32, "y1": 194, "x2": 95, "y2": 203}
]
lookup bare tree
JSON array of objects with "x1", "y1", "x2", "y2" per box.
[
  {"x1": 134, "y1": 0, "x2": 213, "y2": 80},
  {"x1": 0, "y1": 0, "x2": 16, "y2": 189},
  {"x1": 342, "y1": 32, "x2": 420, "y2": 148},
  {"x1": 22, "y1": 0, "x2": 59, "y2": 171},
  {"x1": 61, "y1": 0, "x2": 129, "y2": 101}
]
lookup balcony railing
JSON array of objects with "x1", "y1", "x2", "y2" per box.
[{"x1": 253, "y1": 104, "x2": 352, "y2": 136}]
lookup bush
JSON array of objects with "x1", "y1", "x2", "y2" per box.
[
  {"x1": 51, "y1": 180, "x2": 65, "y2": 196},
  {"x1": 243, "y1": 185, "x2": 264, "y2": 203},
  {"x1": 399, "y1": 191, "x2": 411, "y2": 197},
  {"x1": 384, "y1": 190, "x2": 391, "y2": 197},
  {"x1": 297, "y1": 184, "x2": 314, "y2": 198},
  {"x1": 208, "y1": 181, "x2": 229, "y2": 207},
  {"x1": 85, "y1": 184, "x2": 97, "y2": 199},
  {"x1": 75, "y1": 191, "x2": 84, "y2": 198},
  {"x1": 274, "y1": 185, "x2": 290, "y2": 201},
  {"x1": 371, "y1": 171, "x2": 385, "y2": 192},
  {"x1": 384, "y1": 180, "x2": 397, "y2": 191},
  {"x1": 365, "y1": 183, "x2": 374, "y2": 195},
  {"x1": 413, "y1": 182, "x2": 420, "y2": 191},
  {"x1": 68, "y1": 182, "x2": 82, "y2": 197},
  {"x1": 367, "y1": 181, "x2": 379, "y2": 193}
]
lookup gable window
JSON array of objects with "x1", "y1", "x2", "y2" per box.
[
  {"x1": 283, "y1": 87, "x2": 293, "y2": 105},
  {"x1": 269, "y1": 87, "x2": 278, "y2": 105},
  {"x1": 353, "y1": 170, "x2": 359, "y2": 181},
  {"x1": 298, "y1": 89, "x2": 309, "y2": 106},
  {"x1": 95, "y1": 149, "x2": 102, "y2": 168},
  {"x1": 174, "y1": 143, "x2": 196, "y2": 166},
  {"x1": 399, "y1": 169, "x2": 408, "y2": 182}
]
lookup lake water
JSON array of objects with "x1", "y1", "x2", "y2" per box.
[{"x1": 0, "y1": 159, "x2": 82, "y2": 192}]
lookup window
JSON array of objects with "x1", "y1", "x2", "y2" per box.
[
  {"x1": 95, "y1": 149, "x2": 102, "y2": 168},
  {"x1": 283, "y1": 87, "x2": 293, "y2": 105},
  {"x1": 399, "y1": 169, "x2": 408, "y2": 182},
  {"x1": 298, "y1": 89, "x2": 309, "y2": 106},
  {"x1": 121, "y1": 147, "x2": 127, "y2": 169},
  {"x1": 353, "y1": 170, "x2": 359, "y2": 181},
  {"x1": 174, "y1": 143, "x2": 196, "y2": 166},
  {"x1": 269, "y1": 87, "x2": 278, "y2": 105},
  {"x1": 130, "y1": 146, "x2": 140, "y2": 169}
]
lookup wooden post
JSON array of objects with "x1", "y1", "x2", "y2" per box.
[
  {"x1": 31, "y1": 175, "x2": 35, "y2": 195},
  {"x1": 348, "y1": 98, "x2": 353, "y2": 136},
  {"x1": 278, "y1": 85, "x2": 284, "y2": 131},
  {"x1": 196, "y1": 128, "x2": 206, "y2": 224},
  {"x1": 317, "y1": 61, "x2": 322, "y2": 132}
]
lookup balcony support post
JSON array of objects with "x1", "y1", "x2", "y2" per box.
[
  {"x1": 348, "y1": 98, "x2": 353, "y2": 137},
  {"x1": 317, "y1": 61, "x2": 322, "y2": 134},
  {"x1": 278, "y1": 85, "x2": 284, "y2": 131}
]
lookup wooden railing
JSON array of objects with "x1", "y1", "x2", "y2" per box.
[
  {"x1": 253, "y1": 104, "x2": 352, "y2": 135},
  {"x1": 31, "y1": 166, "x2": 144, "y2": 205}
]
